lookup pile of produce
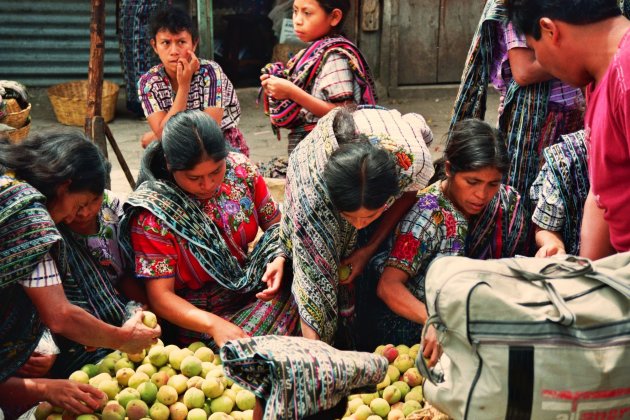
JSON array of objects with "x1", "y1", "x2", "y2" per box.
[
  {"x1": 36, "y1": 340, "x2": 255, "y2": 420},
  {"x1": 340, "y1": 344, "x2": 449, "y2": 420},
  {"x1": 35, "y1": 313, "x2": 256, "y2": 420},
  {"x1": 34, "y1": 312, "x2": 448, "y2": 419}
]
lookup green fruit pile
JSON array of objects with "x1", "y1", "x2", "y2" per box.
[
  {"x1": 340, "y1": 343, "x2": 438, "y2": 420},
  {"x1": 36, "y1": 339, "x2": 256, "y2": 420}
]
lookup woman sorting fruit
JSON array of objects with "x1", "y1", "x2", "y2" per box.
[
  {"x1": 124, "y1": 110, "x2": 300, "y2": 349},
  {"x1": 0, "y1": 130, "x2": 158, "y2": 416},
  {"x1": 371, "y1": 119, "x2": 530, "y2": 360},
  {"x1": 275, "y1": 106, "x2": 434, "y2": 346},
  {"x1": 50, "y1": 182, "x2": 150, "y2": 378}
]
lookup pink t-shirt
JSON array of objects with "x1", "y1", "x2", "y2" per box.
[{"x1": 584, "y1": 29, "x2": 630, "y2": 252}]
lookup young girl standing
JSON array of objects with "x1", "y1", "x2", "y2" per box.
[{"x1": 261, "y1": 0, "x2": 377, "y2": 154}]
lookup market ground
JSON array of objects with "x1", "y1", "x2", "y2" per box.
[{"x1": 29, "y1": 86, "x2": 500, "y2": 198}]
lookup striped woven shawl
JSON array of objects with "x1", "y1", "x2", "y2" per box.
[
  {"x1": 541, "y1": 131, "x2": 589, "y2": 255},
  {"x1": 0, "y1": 175, "x2": 61, "y2": 380},
  {"x1": 467, "y1": 184, "x2": 531, "y2": 259},
  {"x1": 449, "y1": 0, "x2": 553, "y2": 198}
]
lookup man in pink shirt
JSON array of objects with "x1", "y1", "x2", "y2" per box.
[{"x1": 508, "y1": 0, "x2": 630, "y2": 258}]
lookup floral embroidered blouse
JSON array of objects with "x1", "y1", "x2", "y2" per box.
[
  {"x1": 130, "y1": 153, "x2": 280, "y2": 290},
  {"x1": 385, "y1": 181, "x2": 468, "y2": 302}
]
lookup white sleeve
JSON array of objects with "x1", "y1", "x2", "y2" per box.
[{"x1": 19, "y1": 252, "x2": 62, "y2": 288}]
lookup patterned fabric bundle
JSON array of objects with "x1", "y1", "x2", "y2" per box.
[
  {"x1": 530, "y1": 131, "x2": 589, "y2": 255},
  {"x1": 221, "y1": 335, "x2": 388, "y2": 419},
  {"x1": 261, "y1": 36, "x2": 377, "y2": 131},
  {"x1": 449, "y1": 0, "x2": 583, "y2": 210},
  {"x1": 0, "y1": 174, "x2": 61, "y2": 380},
  {"x1": 467, "y1": 184, "x2": 531, "y2": 259},
  {"x1": 281, "y1": 107, "x2": 434, "y2": 344}
]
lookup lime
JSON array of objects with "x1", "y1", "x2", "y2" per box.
[
  {"x1": 338, "y1": 265, "x2": 352, "y2": 282},
  {"x1": 80, "y1": 363, "x2": 99, "y2": 378}
]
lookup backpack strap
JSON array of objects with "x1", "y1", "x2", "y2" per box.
[
  {"x1": 418, "y1": 314, "x2": 446, "y2": 384},
  {"x1": 503, "y1": 256, "x2": 630, "y2": 326},
  {"x1": 504, "y1": 256, "x2": 630, "y2": 299}
]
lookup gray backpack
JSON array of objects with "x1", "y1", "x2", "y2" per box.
[{"x1": 418, "y1": 253, "x2": 630, "y2": 420}]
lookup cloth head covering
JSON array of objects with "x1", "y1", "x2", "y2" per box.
[
  {"x1": 221, "y1": 335, "x2": 388, "y2": 419},
  {"x1": 281, "y1": 106, "x2": 435, "y2": 343}
]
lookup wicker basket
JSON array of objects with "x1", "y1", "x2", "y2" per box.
[
  {"x1": 47, "y1": 80, "x2": 120, "y2": 126},
  {"x1": 0, "y1": 99, "x2": 31, "y2": 129},
  {"x1": 1, "y1": 121, "x2": 31, "y2": 144}
]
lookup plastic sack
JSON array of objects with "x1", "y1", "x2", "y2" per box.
[
  {"x1": 33, "y1": 328, "x2": 60, "y2": 356},
  {"x1": 123, "y1": 300, "x2": 144, "y2": 324}
]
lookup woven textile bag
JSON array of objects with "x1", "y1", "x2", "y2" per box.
[{"x1": 419, "y1": 253, "x2": 630, "y2": 420}]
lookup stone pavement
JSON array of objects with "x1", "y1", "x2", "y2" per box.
[{"x1": 28, "y1": 86, "x2": 499, "y2": 198}]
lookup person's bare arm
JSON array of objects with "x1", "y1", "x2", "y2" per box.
[
  {"x1": 203, "y1": 107, "x2": 223, "y2": 125},
  {"x1": 508, "y1": 47, "x2": 554, "y2": 86},
  {"x1": 145, "y1": 276, "x2": 247, "y2": 347},
  {"x1": 0, "y1": 377, "x2": 104, "y2": 415},
  {"x1": 261, "y1": 75, "x2": 352, "y2": 118},
  {"x1": 534, "y1": 227, "x2": 566, "y2": 257},
  {"x1": 377, "y1": 266, "x2": 441, "y2": 366},
  {"x1": 23, "y1": 285, "x2": 157, "y2": 354},
  {"x1": 377, "y1": 267, "x2": 427, "y2": 324},
  {"x1": 579, "y1": 190, "x2": 616, "y2": 260}
]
